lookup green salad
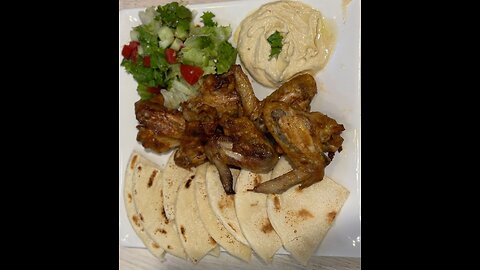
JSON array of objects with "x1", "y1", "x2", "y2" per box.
[{"x1": 121, "y1": 2, "x2": 237, "y2": 109}]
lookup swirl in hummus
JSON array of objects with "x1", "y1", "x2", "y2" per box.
[{"x1": 235, "y1": 0, "x2": 336, "y2": 88}]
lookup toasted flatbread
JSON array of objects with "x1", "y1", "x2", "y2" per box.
[
  {"x1": 162, "y1": 151, "x2": 196, "y2": 222},
  {"x1": 267, "y1": 157, "x2": 350, "y2": 265},
  {"x1": 123, "y1": 151, "x2": 165, "y2": 259},
  {"x1": 175, "y1": 163, "x2": 218, "y2": 263},
  {"x1": 194, "y1": 163, "x2": 252, "y2": 262},
  {"x1": 235, "y1": 169, "x2": 282, "y2": 263},
  {"x1": 205, "y1": 164, "x2": 250, "y2": 246},
  {"x1": 132, "y1": 153, "x2": 187, "y2": 259}
]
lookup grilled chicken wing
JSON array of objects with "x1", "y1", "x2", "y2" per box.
[
  {"x1": 205, "y1": 116, "x2": 279, "y2": 194},
  {"x1": 174, "y1": 120, "x2": 218, "y2": 169},
  {"x1": 174, "y1": 71, "x2": 244, "y2": 169},
  {"x1": 135, "y1": 95, "x2": 186, "y2": 153},
  {"x1": 232, "y1": 65, "x2": 262, "y2": 120},
  {"x1": 253, "y1": 101, "x2": 344, "y2": 194},
  {"x1": 183, "y1": 71, "x2": 243, "y2": 120},
  {"x1": 232, "y1": 65, "x2": 317, "y2": 131}
]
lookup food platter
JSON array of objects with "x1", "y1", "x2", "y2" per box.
[{"x1": 119, "y1": 0, "x2": 360, "y2": 258}]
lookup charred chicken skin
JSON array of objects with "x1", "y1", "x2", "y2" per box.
[
  {"x1": 135, "y1": 95, "x2": 186, "y2": 153},
  {"x1": 205, "y1": 116, "x2": 279, "y2": 194},
  {"x1": 252, "y1": 101, "x2": 344, "y2": 194}
]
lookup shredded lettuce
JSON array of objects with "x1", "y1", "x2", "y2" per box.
[
  {"x1": 156, "y1": 2, "x2": 192, "y2": 29},
  {"x1": 180, "y1": 25, "x2": 236, "y2": 74},
  {"x1": 201, "y1": 11, "x2": 217, "y2": 27},
  {"x1": 216, "y1": 41, "x2": 237, "y2": 74}
]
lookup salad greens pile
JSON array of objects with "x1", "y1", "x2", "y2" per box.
[{"x1": 121, "y1": 2, "x2": 237, "y2": 109}]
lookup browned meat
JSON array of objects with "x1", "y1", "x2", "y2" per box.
[
  {"x1": 174, "y1": 71, "x2": 244, "y2": 169},
  {"x1": 174, "y1": 120, "x2": 218, "y2": 169},
  {"x1": 174, "y1": 138, "x2": 207, "y2": 169},
  {"x1": 253, "y1": 101, "x2": 344, "y2": 194},
  {"x1": 205, "y1": 116, "x2": 279, "y2": 194},
  {"x1": 136, "y1": 127, "x2": 182, "y2": 153},
  {"x1": 232, "y1": 65, "x2": 262, "y2": 121},
  {"x1": 262, "y1": 73, "x2": 317, "y2": 112},
  {"x1": 134, "y1": 95, "x2": 186, "y2": 153},
  {"x1": 232, "y1": 65, "x2": 317, "y2": 132},
  {"x1": 182, "y1": 71, "x2": 243, "y2": 121}
]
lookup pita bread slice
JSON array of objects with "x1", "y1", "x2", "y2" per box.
[
  {"x1": 235, "y1": 170, "x2": 282, "y2": 263},
  {"x1": 123, "y1": 151, "x2": 165, "y2": 259},
  {"x1": 194, "y1": 163, "x2": 252, "y2": 262},
  {"x1": 267, "y1": 157, "x2": 350, "y2": 265},
  {"x1": 205, "y1": 164, "x2": 250, "y2": 246},
  {"x1": 162, "y1": 151, "x2": 196, "y2": 222},
  {"x1": 132, "y1": 154, "x2": 187, "y2": 259},
  {"x1": 175, "y1": 163, "x2": 218, "y2": 263}
]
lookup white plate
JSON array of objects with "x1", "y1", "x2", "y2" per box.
[{"x1": 119, "y1": 0, "x2": 360, "y2": 258}]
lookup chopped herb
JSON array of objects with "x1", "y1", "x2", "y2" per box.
[{"x1": 267, "y1": 31, "x2": 283, "y2": 59}]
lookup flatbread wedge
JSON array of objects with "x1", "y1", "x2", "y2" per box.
[
  {"x1": 162, "y1": 151, "x2": 196, "y2": 222},
  {"x1": 267, "y1": 157, "x2": 350, "y2": 265},
  {"x1": 175, "y1": 163, "x2": 218, "y2": 263},
  {"x1": 132, "y1": 153, "x2": 187, "y2": 259},
  {"x1": 235, "y1": 169, "x2": 282, "y2": 263},
  {"x1": 205, "y1": 164, "x2": 250, "y2": 246},
  {"x1": 123, "y1": 151, "x2": 165, "y2": 259},
  {"x1": 195, "y1": 163, "x2": 252, "y2": 262}
]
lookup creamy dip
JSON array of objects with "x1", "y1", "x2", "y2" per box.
[{"x1": 235, "y1": 0, "x2": 336, "y2": 88}]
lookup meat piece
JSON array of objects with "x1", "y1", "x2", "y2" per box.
[
  {"x1": 174, "y1": 71, "x2": 245, "y2": 169},
  {"x1": 232, "y1": 65, "x2": 317, "y2": 131},
  {"x1": 205, "y1": 117, "x2": 279, "y2": 194},
  {"x1": 174, "y1": 120, "x2": 218, "y2": 169},
  {"x1": 136, "y1": 127, "x2": 182, "y2": 153},
  {"x1": 182, "y1": 71, "x2": 243, "y2": 121},
  {"x1": 174, "y1": 138, "x2": 207, "y2": 169},
  {"x1": 262, "y1": 73, "x2": 317, "y2": 112},
  {"x1": 232, "y1": 65, "x2": 262, "y2": 121},
  {"x1": 135, "y1": 95, "x2": 186, "y2": 153},
  {"x1": 253, "y1": 101, "x2": 344, "y2": 194}
]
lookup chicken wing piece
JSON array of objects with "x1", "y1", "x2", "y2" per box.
[
  {"x1": 253, "y1": 101, "x2": 344, "y2": 194},
  {"x1": 175, "y1": 70, "x2": 244, "y2": 169},
  {"x1": 262, "y1": 73, "x2": 318, "y2": 112},
  {"x1": 232, "y1": 65, "x2": 262, "y2": 120},
  {"x1": 232, "y1": 65, "x2": 317, "y2": 131},
  {"x1": 205, "y1": 116, "x2": 279, "y2": 194},
  {"x1": 134, "y1": 95, "x2": 186, "y2": 153},
  {"x1": 136, "y1": 127, "x2": 182, "y2": 153},
  {"x1": 174, "y1": 120, "x2": 218, "y2": 169},
  {"x1": 182, "y1": 70, "x2": 244, "y2": 120}
]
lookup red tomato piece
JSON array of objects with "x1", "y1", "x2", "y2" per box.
[
  {"x1": 165, "y1": 48, "x2": 177, "y2": 64},
  {"x1": 122, "y1": 41, "x2": 140, "y2": 62},
  {"x1": 143, "y1": 56, "x2": 151, "y2": 67},
  {"x1": 147, "y1": 87, "x2": 160, "y2": 94},
  {"x1": 180, "y1": 64, "x2": 204, "y2": 85},
  {"x1": 122, "y1": 45, "x2": 132, "y2": 58}
]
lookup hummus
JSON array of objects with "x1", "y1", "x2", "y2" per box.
[{"x1": 235, "y1": 1, "x2": 336, "y2": 88}]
